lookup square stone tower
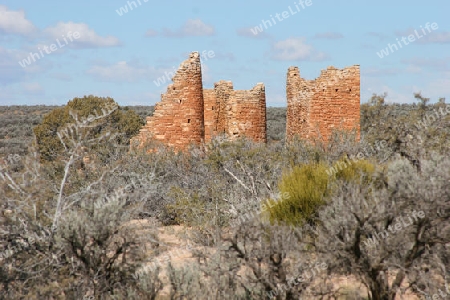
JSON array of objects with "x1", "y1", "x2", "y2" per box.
[
  {"x1": 286, "y1": 65, "x2": 360, "y2": 143},
  {"x1": 203, "y1": 81, "x2": 266, "y2": 143}
]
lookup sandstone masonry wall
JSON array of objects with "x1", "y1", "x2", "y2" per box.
[
  {"x1": 131, "y1": 52, "x2": 204, "y2": 150},
  {"x1": 286, "y1": 65, "x2": 360, "y2": 142},
  {"x1": 204, "y1": 81, "x2": 266, "y2": 143},
  {"x1": 203, "y1": 81, "x2": 233, "y2": 143},
  {"x1": 203, "y1": 89, "x2": 217, "y2": 143},
  {"x1": 132, "y1": 52, "x2": 267, "y2": 150},
  {"x1": 228, "y1": 83, "x2": 266, "y2": 142}
]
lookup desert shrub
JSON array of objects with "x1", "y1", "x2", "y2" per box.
[
  {"x1": 0, "y1": 148, "x2": 161, "y2": 299},
  {"x1": 0, "y1": 105, "x2": 151, "y2": 158},
  {"x1": 166, "y1": 187, "x2": 228, "y2": 228},
  {"x1": 329, "y1": 157, "x2": 377, "y2": 185},
  {"x1": 56, "y1": 189, "x2": 158, "y2": 298},
  {"x1": 265, "y1": 163, "x2": 330, "y2": 227},
  {"x1": 2, "y1": 96, "x2": 450, "y2": 299},
  {"x1": 33, "y1": 95, "x2": 143, "y2": 163},
  {"x1": 361, "y1": 93, "x2": 450, "y2": 171},
  {"x1": 265, "y1": 158, "x2": 377, "y2": 227},
  {"x1": 307, "y1": 155, "x2": 450, "y2": 300},
  {"x1": 160, "y1": 137, "x2": 286, "y2": 246}
]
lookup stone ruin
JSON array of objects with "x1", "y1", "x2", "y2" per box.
[
  {"x1": 131, "y1": 52, "x2": 266, "y2": 150},
  {"x1": 131, "y1": 52, "x2": 360, "y2": 150},
  {"x1": 204, "y1": 81, "x2": 266, "y2": 143},
  {"x1": 286, "y1": 65, "x2": 360, "y2": 142}
]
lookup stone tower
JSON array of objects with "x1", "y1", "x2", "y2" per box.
[
  {"x1": 286, "y1": 65, "x2": 360, "y2": 142},
  {"x1": 131, "y1": 52, "x2": 204, "y2": 150},
  {"x1": 203, "y1": 81, "x2": 266, "y2": 143}
]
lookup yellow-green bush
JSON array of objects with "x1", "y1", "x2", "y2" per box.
[
  {"x1": 265, "y1": 159, "x2": 377, "y2": 227},
  {"x1": 264, "y1": 163, "x2": 329, "y2": 227},
  {"x1": 331, "y1": 157, "x2": 376, "y2": 184}
]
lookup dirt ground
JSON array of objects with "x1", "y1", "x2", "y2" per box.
[{"x1": 126, "y1": 220, "x2": 425, "y2": 299}]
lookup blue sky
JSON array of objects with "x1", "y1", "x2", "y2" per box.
[{"x1": 0, "y1": 0, "x2": 449, "y2": 107}]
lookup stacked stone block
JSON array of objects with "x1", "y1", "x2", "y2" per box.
[
  {"x1": 286, "y1": 65, "x2": 360, "y2": 143},
  {"x1": 204, "y1": 81, "x2": 266, "y2": 143},
  {"x1": 132, "y1": 52, "x2": 267, "y2": 151},
  {"x1": 131, "y1": 52, "x2": 204, "y2": 150}
]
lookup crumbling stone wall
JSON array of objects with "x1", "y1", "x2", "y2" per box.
[
  {"x1": 203, "y1": 81, "x2": 232, "y2": 142},
  {"x1": 131, "y1": 52, "x2": 204, "y2": 150},
  {"x1": 204, "y1": 81, "x2": 266, "y2": 143},
  {"x1": 286, "y1": 65, "x2": 360, "y2": 142},
  {"x1": 132, "y1": 52, "x2": 267, "y2": 151}
]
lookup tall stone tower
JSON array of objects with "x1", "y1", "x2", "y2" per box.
[
  {"x1": 286, "y1": 65, "x2": 360, "y2": 142},
  {"x1": 131, "y1": 52, "x2": 204, "y2": 150}
]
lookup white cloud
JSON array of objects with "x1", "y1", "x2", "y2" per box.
[
  {"x1": 313, "y1": 32, "x2": 344, "y2": 39},
  {"x1": 87, "y1": 61, "x2": 169, "y2": 83},
  {"x1": 212, "y1": 51, "x2": 235, "y2": 61},
  {"x1": 0, "y1": 85, "x2": 17, "y2": 104},
  {"x1": 22, "y1": 82, "x2": 44, "y2": 95},
  {"x1": 428, "y1": 72, "x2": 450, "y2": 98},
  {"x1": 401, "y1": 57, "x2": 450, "y2": 72},
  {"x1": 182, "y1": 19, "x2": 215, "y2": 36},
  {"x1": 266, "y1": 93, "x2": 286, "y2": 106},
  {"x1": 381, "y1": 86, "x2": 411, "y2": 104},
  {"x1": 0, "y1": 47, "x2": 30, "y2": 84},
  {"x1": 49, "y1": 73, "x2": 73, "y2": 81},
  {"x1": 361, "y1": 43, "x2": 377, "y2": 50},
  {"x1": 114, "y1": 91, "x2": 161, "y2": 106},
  {"x1": 415, "y1": 72, "x2": 450, "y2": 100},
  {"x1": 87, "y1": 61, "x2": 148, "y2": 82},
  {"x1": 404, "y1": 65, "x2": 422, "y2": 74},
  {"x1": 367, "y1": 32, "x2": 390, "y2": 41},
  {"x1": 144, "y1": 29, "x2": 158, "y2": 37},
  {"x1": 269, "y1": 37, "x2": 327, "y2": 61},
  {"x1": 43, "y1": 22, "x2": 121, "y2": 48},
  {"x1": 201, "y1": 63, "x2": 213, "y2": 85},
  {"x1": 236, "y1": 27, "x2": 270, "y2": 39},
  {"x1": 395, "y1": 27, "x2": 450, "y2": 44},
  {"x1": 363, "y1": 84, "x2": 411, "y2": 104},
  {"x1": 418, "y1": 31, "x2": 450, "y2": 44},
  {"x1": 361, "y1": 75, "x2": 449, "y2": 104},
  {"x1": 362, "y1": 67, "x2": 401, "y2": 77},
  {"x1": 162, "y1": 19, "x2": 215, "y2": 37},
  {"x1": 0, "y1": 5, "x2": 37, "y2": 37}
]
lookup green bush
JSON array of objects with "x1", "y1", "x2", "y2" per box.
[
  {"x1": 265, "y1": 159, "x2": 377, "y2": 227},
  {"x1": 265, "y1": 163, "x2": 330, "y2": 227},
  {"x1": 331, "y1": 157, "x2": 376, "y2": 185},
  {"x1": 33, "y1": 95, "x2": 144, "y2": 162}
]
